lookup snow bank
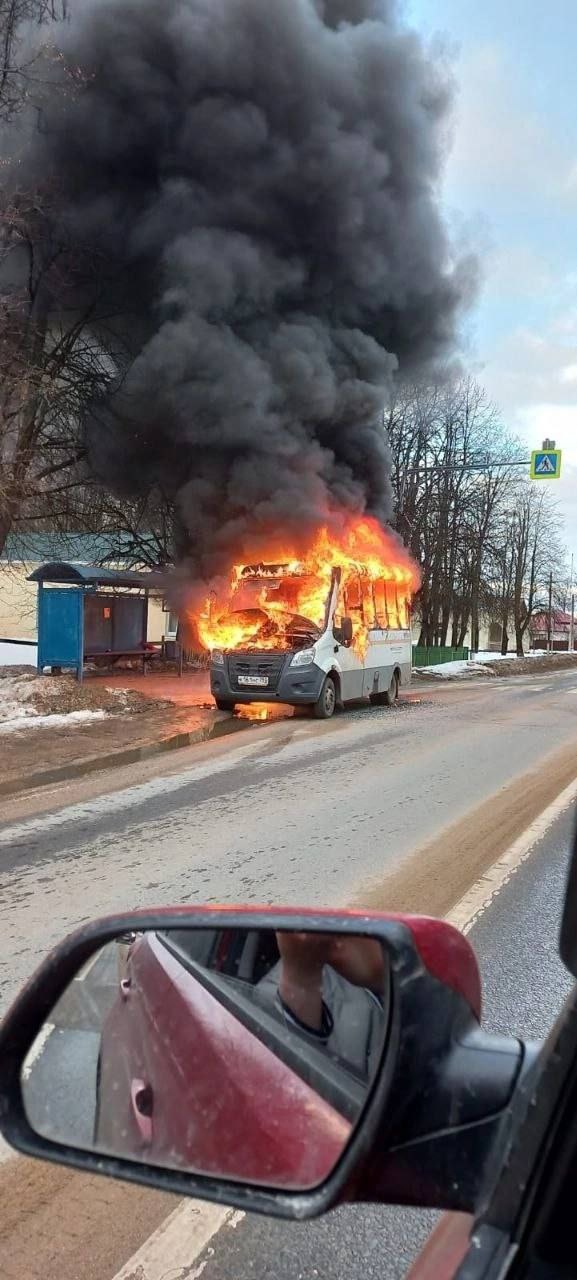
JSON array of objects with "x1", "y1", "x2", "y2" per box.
[
  {"x1": 417, "y1": 659, "x2": 492, "y2": 679},
  {"x1": 0, "y1": 675, "x2": 37, "y2": 721},
  {"x1": 415, "y1": 649, "x2": 563, "y2": 678},
  {"x1": 413, "y1": 650, "x2": 505, "y2": 677},
  {"x1": 472, "y1": 651, "x2": 511, "y2": 663},
  {"x1": 0, "y1": 673, "x2": 109, "y2": 732},
  {"x1": 0, "y1": 709, "x2": 108, "y2": 734}
]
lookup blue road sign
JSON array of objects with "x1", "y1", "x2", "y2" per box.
[{"x1": 531, "y1": 449, "x2": 562, "y2": 480}]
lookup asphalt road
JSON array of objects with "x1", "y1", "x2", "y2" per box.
[
  {"x1": 3, "y1": 669, "x2": 577, "y2": 1013},
  {"x1": 22, "y1": 946, "x2": 120, "y2": 1152},
  {"x1": 188, "y1": 801, "x2": 575, "y2": 1280},
  {"x1": 1, "y1": 668, "x2": 577, "y2": 1279}
]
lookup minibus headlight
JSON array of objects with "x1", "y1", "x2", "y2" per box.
[
  {"x1": 211, "y1": 650, "x2": 225, "y2": 666},
  {"x1": 290, "y1": 648, "x2": 316, "y2": 667}
]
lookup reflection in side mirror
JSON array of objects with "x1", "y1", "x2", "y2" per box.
[{"x1": 21, "y1": 927, "x2": 390, "y2": 1192}]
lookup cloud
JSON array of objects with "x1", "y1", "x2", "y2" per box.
[
  {"x1": 478, "y1": 304, "x2": 577, "y2": 443},
  {"x1": 446, "y1": 43, "x2": 577, "y2": 205},
  {"x1": 516, "y1": 405, "x2": 577, "y2": 462}
]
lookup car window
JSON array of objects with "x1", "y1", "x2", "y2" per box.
[{"x1": 156, "y1": 929, "x2": 382, "y2": 1121}]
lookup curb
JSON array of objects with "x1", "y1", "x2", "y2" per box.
[{"x1": 0, "y1": 714, "x2": 252, "y2": 800}]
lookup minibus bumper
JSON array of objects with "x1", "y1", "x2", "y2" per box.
[{"x1": 211, "y1": 659, "x2": 326, "y2": 705}]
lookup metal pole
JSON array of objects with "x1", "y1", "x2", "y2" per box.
[
  {"x1": 547, "y1": 571, "x2": 553, "y2": 652},
  {"x1": 570, "y1": 554, "x2": 575, "y2": 652}
]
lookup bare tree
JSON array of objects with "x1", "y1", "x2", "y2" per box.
[
  {"x1": 386, "y1": 376, "x2": 521, "y2": 648},
  {"x1": 385, "y1": 375, "x2": 569, "y2": 653},
  {"x1": 0, "y1": 183, "x2": 122, "y2": 555},
  {"x1": 0, "y1": 1, "x2": 68, "y2": 122},
  {"x1": 509, "y1": 488, "x2": 565, "y2": 656},
  {"x1": 482, "y1": 486, "x2": 566, "y2": 656},
  {"x1": 0, "y1": 1, "x2": 94, "y2": 556}
]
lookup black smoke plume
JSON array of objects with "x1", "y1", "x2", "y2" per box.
[{"x1": 21, "y1": 0, "x2": 474, "y2": 574}]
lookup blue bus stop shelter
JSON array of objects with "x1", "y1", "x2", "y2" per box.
[{"x1": 28, "y1": 562, "x2": 166, "y2": 682}]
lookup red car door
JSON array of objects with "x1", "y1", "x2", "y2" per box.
[{"x1": 97, "y1": 931, "x2": 351, "y2": 1190}]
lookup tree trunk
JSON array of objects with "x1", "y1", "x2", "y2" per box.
[
  {"x1": 438, "y1": 611, "x2": 450, "y2": 646},
  {"x1": 0, "y1": 499, "x2": 14, "y2": 559},
  {"x1": 457, "y1": 617, "x2": 468, "y2": 647},
  {"x1": 470, "y1": 596, "x2": 480, "y2": 653}
]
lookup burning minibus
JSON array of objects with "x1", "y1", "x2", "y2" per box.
[{"x1": 190, "y1": 518, "x2": 419, "y2": 719}]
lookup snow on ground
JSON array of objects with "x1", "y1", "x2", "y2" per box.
[
  {"x1": 413, "y1": 651, "x2": 505, "y2": 678},
  {"x1": 0, "y1": 709, "x2": 107, "y2": 735},
  {"x1": 473, "y1": 650, "x2": 549, "y2": 663},
  {"x1": 415, "y1": 649, "x2": 570, "y2": 678},
  {"x1": 0, "y1": 675, "x2": 38, "y2": 721},
  {"x1": 0, "y1": 674, "x2": 110, "y2": 732},
  {"x1": 0, "y1": 639, "x2": 37, "y2": 666},
  {"x1": 0, "y1": 668, "x2": 167, "y2": 735},
  {"x1": 0, "y1": 670, "x2": 112, "y2": 733},
  {"x1": 474, "y1": 651, "x2": 510, "y2": 663},
  {"x1": 416, "y1": 659, "x2": 492, "y2": 678}
]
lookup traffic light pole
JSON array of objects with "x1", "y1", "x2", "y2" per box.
[{"x1": 547, "y1": 572, "x2": 554, "y2": 652}]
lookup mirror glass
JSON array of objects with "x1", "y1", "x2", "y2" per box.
[{"x1": 21, "y1": 926, "x2": 390, "y2": 1191}]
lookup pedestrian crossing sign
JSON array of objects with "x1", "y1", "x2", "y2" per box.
[{"x1": 530, "y1": 448, "x2": 562, "y2": 480}]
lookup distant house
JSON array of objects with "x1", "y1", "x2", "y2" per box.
[
  {"x1": 0, "y1": 532, "x2": 176, "y2": 644},
  {"x1": 530, "y1": 609, "x2": 573, "y2": 652}
]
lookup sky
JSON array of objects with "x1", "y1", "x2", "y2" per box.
[{"x1": 407, "y1": 0, "x2": 577, "y2": 559}]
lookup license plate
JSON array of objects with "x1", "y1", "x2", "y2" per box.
[{"x1": 238, "y1": 675, "x2": 269, "y2": 687}]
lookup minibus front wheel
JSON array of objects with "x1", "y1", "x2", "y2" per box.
[{"x1": 313, "y1": 675, "x2": 337, "y2": 719}]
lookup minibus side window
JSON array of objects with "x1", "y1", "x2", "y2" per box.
[
  {"x1": 333, "y1": 585, "x2": 346, "y2": 631},
  {"x1": 344, "y1": 576, "x2": 362, "y2": 617},
  {"x1": 361, "y1": 579, "x2": 377, "y2": 629},
  {"x1": 373, "y1": 580, "x2": 389, "y2": 629},
  {"x1": 397, "y1": 592, "x2": 409, "y2": 630},
  {"x1": 385, "y1": 582, "x2": 400, "y2": 629}
]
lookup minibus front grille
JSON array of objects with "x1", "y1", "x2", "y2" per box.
[{"x1": 227, "y1": 653, "x2": 286, "y2": 692}]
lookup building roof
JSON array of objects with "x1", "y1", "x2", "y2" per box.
[
  {"x1": 531, "y1": 609, "x2": 572, "y2": 631},
  {"x1": 27, "y1": 562, "x2": 167, "y2": 590}
]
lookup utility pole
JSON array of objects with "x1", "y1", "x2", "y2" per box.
[
  {"x1": 570, "y1": 553, "x2": 575, "y2": 653},
  {"x1": 547, "y1": 571, "x2": 554, "y2": 652}
]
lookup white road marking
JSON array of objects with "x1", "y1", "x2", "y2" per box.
[
  {"x1": 447, "y1": 773, "x2": 577, "y2": 934},
  {"x1": 111, "y1": 1200, "x2": 244, "y2": 1280},
  {"x1": 77, "y1": 947, "x2": 107, "y2": 981},
  {"x1": 21, "y1": 1021, "x2": 55, "y2": 1081},
  {"x1": 0, "y1": 1136, "x2": 13, "y2": 1166}
]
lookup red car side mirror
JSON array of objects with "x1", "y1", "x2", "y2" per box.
[{"x1": 0, "y1": 905, "x2": 524, "y2": 1222}]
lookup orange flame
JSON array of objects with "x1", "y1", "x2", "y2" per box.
[{"x1": 189, "y1": 515, "x2": 419, "y2": 658}]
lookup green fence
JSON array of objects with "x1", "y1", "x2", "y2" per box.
[{"x1": 412, "y1": 646, "x2": 469, "y2": 668}]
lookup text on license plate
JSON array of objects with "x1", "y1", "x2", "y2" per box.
[{"x1": 238, "y1": 675, "x2": 269, "y2": 687}]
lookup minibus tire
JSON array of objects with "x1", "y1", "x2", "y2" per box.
[
  {"x1": 215, "y1": 698, "x2": 236, "y2": 712},
  {"x1": 371, "y1": 674, "x2": 398, "y2": 707},
  {"x1": 313, "y1": 676, "x2": 337, "y2": 719}
]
